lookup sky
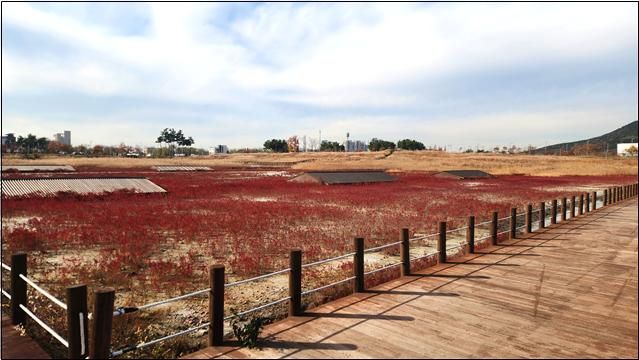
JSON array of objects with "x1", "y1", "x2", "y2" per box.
[{"x1": 1, "y1": 2, "x2": 637, "y2": 151}]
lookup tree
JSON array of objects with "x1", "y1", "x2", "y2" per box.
[
  {"x1": 156, "y1": 128, "x2": 195, "y2": 157},
  {"x1": 368, "y1": 138, "x2": 396, "y2": 151},
  {"x1": 263, "y1": 139, "x2": 288, "y2": 153},
  {"x1": 48, "y1": 141, "x2": 70, "y2": 154},
  {"x1": 397, "y1": 139, "x2": 425, "y2": 151},
  {"x1": 2, "y1": 133, "x2": 16, "y2": 153},
  {"x1": 287, "y1": 136, "x2": 299, "y2": 152},
  {"x1": 625, "y1": 145, "x2": 638, "y2": 156},
  {"x1": 319, "y1": 140, "x2": 344, "y2": 152}
]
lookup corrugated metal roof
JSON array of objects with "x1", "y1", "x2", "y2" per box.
[
  {"x1": 153, "y1": 166, "x2": 212, "y2": 172},
  {"x1": 1, "y1": 165, "x2": 76, "y2": 172},
  {"x1": 1, "y1": 177, "x2": 166, "y2": 198},
  {"x1": 291, "y1": 171, "x2": 396, "y2": 185},
  {"x1": 434, "y1": 170, "x2": 493, "y2": 179}
]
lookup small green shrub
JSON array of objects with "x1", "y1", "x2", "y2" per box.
[{"x1": 230, "y1": 312, "x2": 267, "y2": 349}]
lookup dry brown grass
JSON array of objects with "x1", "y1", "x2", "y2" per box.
[{"x1": 2, "y1": 151, "x2": 637, "y2": 176}]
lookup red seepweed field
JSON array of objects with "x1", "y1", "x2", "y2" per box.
[{"x1": 1, "y1": 166, "x2": 636, "y2": 358}]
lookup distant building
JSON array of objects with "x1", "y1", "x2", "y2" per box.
[
  {"x1": 345, "y1": 140, "x2": 368, "y2": 152},
  {"x1": 53, "y1": 130, "x2": 72, "y2": 146},
  {"x1": 214, "y1": 145, "x2": 229, "y2": 154},
  {"x1": 617, "y1": 143, "x2": 638, "y2": 156}
]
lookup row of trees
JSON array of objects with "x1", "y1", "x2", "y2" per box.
[{"x1": 263, "y1": 136, "x2": 425, "y2": 153}]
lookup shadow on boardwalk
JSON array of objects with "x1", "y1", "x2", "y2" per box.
[{"x1": 185, "y1": 200, "x2": 638, "y2": 359}]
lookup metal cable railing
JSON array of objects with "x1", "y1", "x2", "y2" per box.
[
  {"x1": 2, "y1": 289, "x2": 11, "y2": 299},
  {"x1": 111, "y1": 322, "x2": 210, "y2": 357},
  {"x1": 364, "y1": 241, "x2": 402, "y2": 253},
  {"x1": 2, "y1": 262, "x2": 11, "y2": 271},
  {"x1": 19, "y1": 274, "x2": 67, "y2": 310},
  {"x1": 445, "y1": 226, "x2": 467, "y2": 234},
  {"x1": 225, "y1": 296, "x2": 291, "y2": 320},
  {"x1": 409, "y1": 250, "x2": 439, "y2": 261},
  {"x1": 364, "y1": 262, "x2": 402, "y2": 276},
  {"x1": 225, "y1": 268, "x2": 291, "y2": 288},
  {"x1": 302, "y1": 252, "x2": 355, "y2": 268},
  {"x1": 302, "y1": 277, "x2": 355, "y2": 296},
  {"x1": 409, "y1": 232, "x2": 439, "y2": 242},
  {"x1": 19, "y1": 304, "x2": 69, "y2": 348}
]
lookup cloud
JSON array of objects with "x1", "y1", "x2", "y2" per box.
[{"x1": 1, "y1": 2, "x2": 637, "y2": 148}]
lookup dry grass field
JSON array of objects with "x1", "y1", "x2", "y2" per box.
[{"x1": 3, "y1": 151, "x2": 637, "y2": 176}]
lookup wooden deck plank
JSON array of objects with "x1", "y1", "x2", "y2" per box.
[
  {"x1": 1, "y1": 314, "x2": 50, "y2": 359},
  {"x1": 184, "y1": 199, "x2": 638, "y2": 359}
]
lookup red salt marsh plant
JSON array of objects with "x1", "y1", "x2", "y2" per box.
[{"x1": 1, "y1": 170, "x2": 635, "y2": 296}]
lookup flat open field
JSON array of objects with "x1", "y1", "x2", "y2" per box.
[
  {"x1": 1, "y1": 153, "x2": 637, "y2": 358},
  {"x1": 2, "y1": 151, "x2": 637, "y2": 176}
]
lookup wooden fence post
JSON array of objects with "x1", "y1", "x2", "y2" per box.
[
  {"x1": 289, "y1": 249, "x2": 302, "y2": 317},
  {"x1": 617, "y1": 186, "x2": 621, "y2": 202},
  {"x1": 467, "y1": 216, "x2": 475, "y2": 254},
  {"x1": 438, "y1": 221, "x2": 447, "y2": 263},
  {"x1": 551, "y1": 200, "x2": 557, "y2": 225},
  {"x1": 561, "y1": 197, "x2": 567, "y2": 221},
  {"x1": 586, "y1": 193, "x2": 590, "y2": 213},
  {"x1": 570, "y1": 196, "x2": 576, "y2": 218},
  {"x1": 539, "y1": 202, "x2": 545, "y2": 229},
  {"x1": 400, "y1": 228, "x2": 410, "y2": 276},
  {"x1": 592, "y1": 192, "x2": 597, "y2": 210},
  {"x1": 579, "y1": 194, "x2": 585, "y2": 215},
  {"x1": 67, "y1": 285, "x2": 88, "y2": 359},
  {"x1": 510, "y1": 208, "x2": 517, "y2": 239},
  {"x1": 526, "y1": 204, "x2": 533, "y2": 233},
  {"x1": 491, "y1": 212, "x2": 498, "y2": 245},
  {"x1": 90, "y1": 288, "x2": 114, "y2": 360},
  {"x1": 604, "y1": 189, "x2": 608, "y2": 206},
  {"x1": 354, "y1": 237, "x2": 365, "y2": 292},
  {"x1": 209, "y1": 265, "x2": 225, "y2": 346},
  {"x1": 10, "y1": 252, "x2": 27, "y2": 326}
]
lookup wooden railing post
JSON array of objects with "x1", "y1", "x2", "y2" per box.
[
  {"x1": 617, "y1": 186, "x2": 621, "y2": 202},
  {"x1": 90, "y1": 288, "x2": 114, "y2": 360},
  {"x1": 67, "y1": 285, "x2": 88, "y2": 359},
  {"x1": 604, "y1": 189, "x2": 608, "y2": 206},
  {"x1": 570, "y1": 196, "x2": 576, "y2": 218},
  {"x1": 510, "y1": 208, "x2": 517, "y2": 239},
  {"x1": 289, "y1": 249, "x2": 302, "y2": 317},
  {"x1": 579, "y1": 194, "x2": 585, "y2": 215},
  {"x1": 551, "y1": 200, "x2": 557, "y2": 225},
  {"x1": 586, "y1": 193, "x2": 591, "y2": 213},
  {"x1": 592, "y1": 191, "x2": 597, "y2": 210},
  {"x1": 10, "y1": 252, "x2": 27, "y2": 326},
  {"x1": 209, "y1": 265, "x2": 225, "y2": 346},
  {"x1": 526, "y1": 204, "x2": 533, "y2": 233},
  {"x1": 539, "y1": 202, "x2": 545, "y2": 229},
  {"x1": 354, "y1": 237, "x2": 365, "y2": 292},
  {"x1": 467, "y1": 216, "x2": 475, "y2": 254},
  {"x1": 491, "y1": 212, "x2": 498, "y2": 245},
  {"x1": 400, "y1": 228, "x2": 410, "y2": 276},
  {"x1": 438, "y1": 221, "x2": 447, "y2": 263},
  {"x1": 561, "y1": 197, "x2": 567, "y2": 221}
]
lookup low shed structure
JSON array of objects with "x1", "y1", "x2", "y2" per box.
[
  {"x1": 290, "y1": 171, "x2": 396, "y2": 185},
  {"x1": 1, "y1": 165, "x2": 75, "y2": 172},
  {"x1": 434, "y1": 170, "x2": 493, "y2": 179},
  {"x1": 1, "y1": 177, "x2": 166, "y2": 198},
  {"x1": 153, "y1": 166, "x2": 212, "y2": 172}
]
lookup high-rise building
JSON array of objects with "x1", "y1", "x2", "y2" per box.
[{"x1": 52, "y1": 131, "x2": 71, "y2": 146}]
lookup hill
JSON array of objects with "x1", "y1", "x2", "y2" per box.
[{"x1": 535, "y1": 121, "x2": 638, "y2": 155}]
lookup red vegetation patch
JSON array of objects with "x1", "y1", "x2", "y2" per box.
[{"x1": 1, "y1": 170, "x2": 635, "y2": 297}]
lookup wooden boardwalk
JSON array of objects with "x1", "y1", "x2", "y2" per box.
[
  {"x1": 186, "y1": 199, "x2": 638, "y2": 359},
  {"x1": 1, "y1": 314, "x2": 50, "y2": 359}
]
